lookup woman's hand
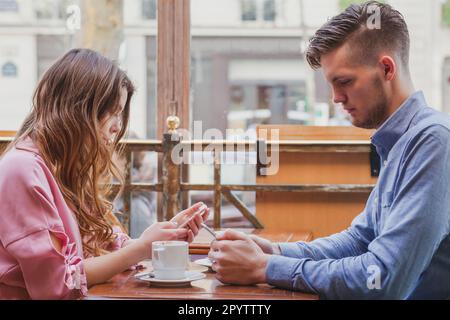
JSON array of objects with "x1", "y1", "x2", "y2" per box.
[
  {"x1": 84, "y1": 221, "x2": 189, "y2": 286},
  {"x1": 171, "y1": 202, "x2": 210, "y2": 241},
  {"x1": 137, "y1": 221, "x2": 189, "y2": 259},
  {"x1": 134, "y1": 202, "x2": 210, "y2": 259}
]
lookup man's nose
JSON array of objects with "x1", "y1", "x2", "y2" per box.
[{"x1": 332, "y1": 90, "x2": 347, "y2": 104}]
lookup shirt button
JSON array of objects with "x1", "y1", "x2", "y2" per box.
[
  {"x1": 374, "y1": 197, "x2": 378, "y2": 204},
  {"x1": 383, "y1": 160, "x2": 388, "y2": 166}
]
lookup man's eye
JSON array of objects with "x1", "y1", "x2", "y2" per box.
[{"x1": 339, "y1": 79, "x2": 352, "y2": 85}]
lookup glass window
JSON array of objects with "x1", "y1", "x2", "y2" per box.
[
  {"x1": 34, "y1": 0, "x2": 71, "y2": 20},
  {"x1": 142, "y1": 0, "x2": 157, "y2": 20},
  {"x1": 1, "y1": 0, "x2": 157, "y2": 139},
  {"x1": 0, "y1": 0, "x2": 18, "y2": 12},
  {"x1": 263, "y1": 0, "x2": 276, "y2": 21},
  {"x1": 1, "y1": 62, "x2": 17, "y2": 77},
  {"x1": 0, "y1": 0, "x2": 157, "y2": 139},
  {"x1": 242, "y1": 0, "x2": 277, "y2": 23},
  {"x1": 190, "y1": 0, "x2": 352, "y2": 134},
  {"x1": 241, "y1": 0, "x2": 257, "y2": 21},
  {"x1": 191, "y1": 0, "x2": 333, "y2": 226}
]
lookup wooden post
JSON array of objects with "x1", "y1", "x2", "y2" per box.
[
  {"x1": 157, "y1": 0, "x2": 191, "y2": 137},
  {"x1": 213, "y1": 150, "x2": 221, "y2": 228},
  {"x1": 162, "y1": 133, "x2": 181, "y2": 220},
  {"x1": 122, "y1": 148, "x2": 132, "y2": 233},
  {"x1": 157, "y1": 0, "x2": 191, "y2": 222}
]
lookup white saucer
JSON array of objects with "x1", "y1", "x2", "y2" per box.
[
  {"x1": 135, "y1": 271, "x2": 206, "y2": 287},
  {"x1": 194, "y1": 258, "x2": 213, "y2": 268}
]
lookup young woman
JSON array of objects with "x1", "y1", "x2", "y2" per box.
[{"x1": 0, "y1": 48, "x2": 209, "y2": 299}]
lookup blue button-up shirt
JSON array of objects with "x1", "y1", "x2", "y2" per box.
[{"x1": 266, "y1": 91, "x2": 450, "y2": 299}]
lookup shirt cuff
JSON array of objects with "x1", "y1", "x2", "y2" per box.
[
  {"x1": 266, "y1": 255, "x2": 295, "y2": 289},
  {"x1": 266, "y1": 254, "x2": 315, "y2": 294}
]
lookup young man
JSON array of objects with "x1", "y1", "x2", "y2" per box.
[{"x1": 208, "y1": 1, "x2": 450, "y2": 299}]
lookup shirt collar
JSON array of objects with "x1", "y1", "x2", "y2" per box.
[
  {"x1": 14, "y1": 136, "x2": 40, "y2": 155},
  {"x1": 371, "y1": 91, "x2": 427, "y2": 156}
]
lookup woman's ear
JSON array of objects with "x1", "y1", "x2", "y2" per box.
[{"x1": 379, "y1": 55, "x2": 396, "y2": 81}]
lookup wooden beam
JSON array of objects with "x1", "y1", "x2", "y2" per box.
[
  {"x1": 178, "y1": 140, "x2": 371, "y2": 153},
  {"x1": 157, "y1": 0, "x2": 190, "y2": 138},
  {"x1": 0, "y1": 131, "x2": 16, "y2": 137},
  {"x1": 1, "y1": 138, "x2": 372, "y2": 154},
  {"x1": 119, "y1": 139, "x2": 162, "y2": 152},
  {"x1": 225, "y1": 184, "x2": 374, "y2": 193},
  {"x1": 222, "y1": 189, "x2": 264, "y2": 229},
  {"x1": 111, "y1": 183, "x2": 163, "y2": 193},
  {"x1": 181, "y1": 184, "x2": 375, "y2": 193}
]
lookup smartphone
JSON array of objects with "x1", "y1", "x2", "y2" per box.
[{"x1": 178, "y1": 204, "x2": 208, "y2": 229}]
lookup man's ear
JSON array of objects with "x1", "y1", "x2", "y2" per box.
[{"x1": 379, "y1": 56, "x2": 396, "y2": 81}]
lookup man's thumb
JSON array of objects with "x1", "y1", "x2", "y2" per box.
[{"x1": 216, "y1": 229, "x2": 248, "y2": 241}]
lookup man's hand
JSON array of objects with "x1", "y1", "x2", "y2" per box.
[
  {"x1": 208, "y1": 229, "x2": 269, "y2": 285},
  {"x1": 248, "y1": 235, "x2": 281, "y2": 254}
]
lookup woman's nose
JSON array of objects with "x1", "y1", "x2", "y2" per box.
[{"x1": 111, "y1": 120, "x2": 121, "y2": 134}]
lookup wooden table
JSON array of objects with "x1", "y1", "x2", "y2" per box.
[{"x1": 87, "y1": 229, "x2": 318, "y2": 300}]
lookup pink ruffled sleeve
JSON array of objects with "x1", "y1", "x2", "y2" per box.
[
  {"x1": 6, "y1": 229, "x2": 88, "y2": 300},
  {"x1": 0, "y1": 151, "x2": 88, "y2": 299}
]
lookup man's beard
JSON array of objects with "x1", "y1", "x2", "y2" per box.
[{"x1": 353, "y1": 77, "x2": 389, "y2": 129}]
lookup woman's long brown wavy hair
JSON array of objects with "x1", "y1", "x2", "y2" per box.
[{"x1": 11, "y1": 48, "x2": 135, "y2": 257}]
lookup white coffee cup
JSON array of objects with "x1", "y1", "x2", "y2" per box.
[{"x1": 152, "y1": 241, "x2": 189, "y2": 280}]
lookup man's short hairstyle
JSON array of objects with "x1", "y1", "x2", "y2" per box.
[{"x1": 305, "y1": 1, "x2": 410, "y2": 70}]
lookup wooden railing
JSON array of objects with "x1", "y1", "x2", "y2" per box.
[{"x1": 0, "y1": 135, "x2": 376, "y2": 233}]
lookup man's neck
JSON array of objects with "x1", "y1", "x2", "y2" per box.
[
  {"x1": 387, "y1": 77, "x2": 415, "y2": 118},
  {"x1": 374, "y1": 78, "x2": 415, "y2": 130}
]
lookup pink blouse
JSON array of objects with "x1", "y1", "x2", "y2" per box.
[{"x1": 0, "y1": 138, "x2": 130, "y2": 299}]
